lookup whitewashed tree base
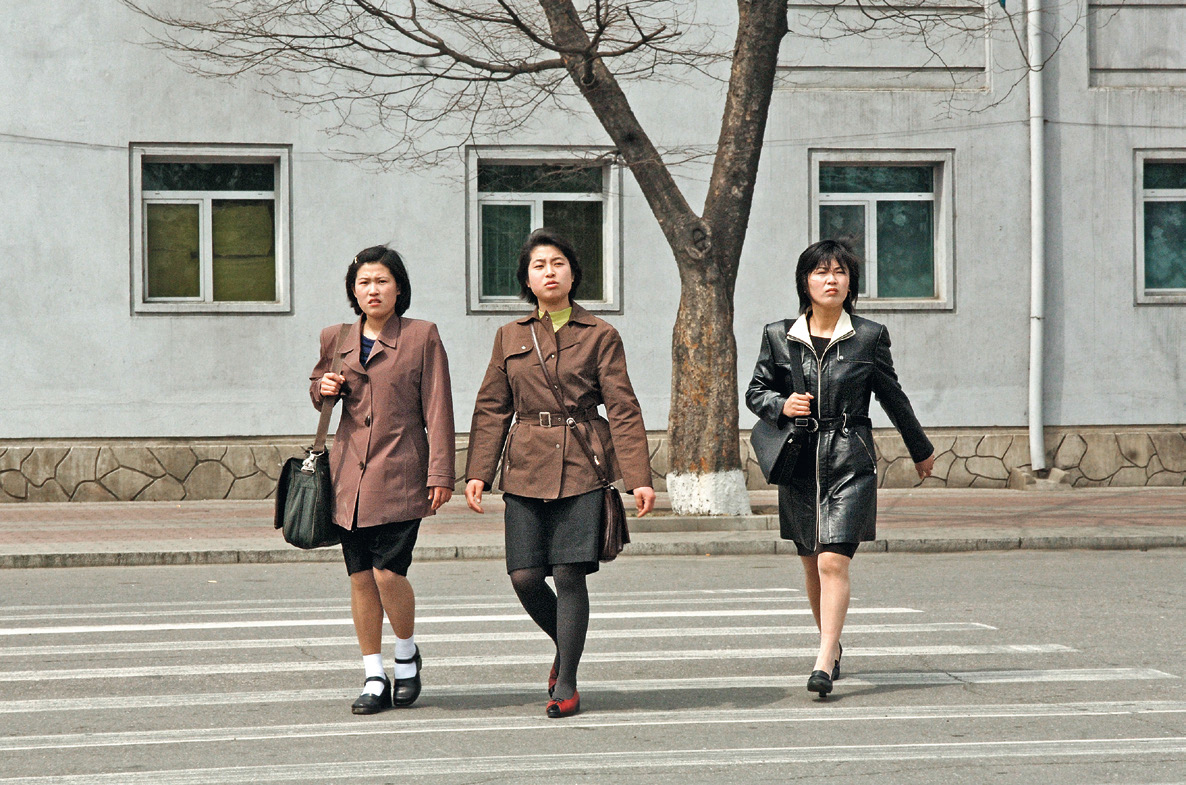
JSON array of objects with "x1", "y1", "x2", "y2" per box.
[{"x1": 665, "y1": 470, "x2": 752, "y2": 516}]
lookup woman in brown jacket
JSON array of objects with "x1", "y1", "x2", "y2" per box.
[
  {"x1": 465, "y1": 228, "x2": 655, "y2": 718},
  {"x1": 310, "y1": 246, "x2": 455, "y2": 715}
]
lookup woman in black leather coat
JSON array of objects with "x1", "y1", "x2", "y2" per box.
[{"x1": 746, "y1": 240, "x2": 934, "y2": 698}]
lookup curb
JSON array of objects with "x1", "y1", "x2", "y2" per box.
[{"x1": 2, "y1": 533, "x2": 1182, "y2": 569}]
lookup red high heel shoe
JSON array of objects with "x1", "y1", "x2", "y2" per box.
[
  {"x1": 548, "y1": 662, "x2": 559, "y2": 696},
  {"x1": 546, "y1": 689, "x2": 580, "y2": 718}
]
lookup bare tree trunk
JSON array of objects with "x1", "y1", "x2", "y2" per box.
[{"x1": 665, "y1": 255, "x2": 750, "y2": 513}]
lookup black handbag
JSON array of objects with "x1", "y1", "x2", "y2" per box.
[
  {"x1": 530, "y1": 321, "x2": 630, "y2": 562},
  {"x1": 751, "y1": 321, "x2": 811, "y2": 486},
  {"x1": 274, "y1": 323, "x2": 352, "y2": 549}
]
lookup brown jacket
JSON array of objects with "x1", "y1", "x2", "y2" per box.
[
  {"x1": 310, "y1": 317, "x2": 455, "y2": 529},
  {"x1": 465, "y1": 304, "x2": 652, "y2": 498}
]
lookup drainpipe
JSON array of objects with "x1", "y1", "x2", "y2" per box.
[{"x1": 1027, "y1": 0, "x2": 1047, "y2": 471}]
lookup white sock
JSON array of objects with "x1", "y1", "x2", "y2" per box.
[
  {"x1": 362, "y1": 653, "x2": 386, "y2": 695},
  {"x1": 394, "y1": 635, "x2": 418, "y2": 679}
]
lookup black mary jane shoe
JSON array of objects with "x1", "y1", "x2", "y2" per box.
[
  {"x1": 393, "y1": 646, "x2": 423, "y2": 708},
  {"x1": 832, "y1": 642, "x2": 843, "y2": 681},
  {"x1": 351, "y1": 675, "x2": 391, "y2": 715},
  {"x1": 807, "y1": 669, "x2": 833, "y2": 699}
]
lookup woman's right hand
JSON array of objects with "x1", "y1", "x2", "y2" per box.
[
  {"x1": 782, "y1": 392, "x2": 814, "y2": 418},
  {"x1": 319, "y1": 373, "x2": 346, "y2": 398},
  {"x1": 465, "y1": 479, "x2": 485, "y2": 514}
]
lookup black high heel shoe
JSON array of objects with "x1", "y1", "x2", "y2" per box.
[
  {"x1": 832, "y1": 642, "x2": 843, "y2": 681},
  {"x1": 807, "y1": 670, "x2": 833, "y2": 698},
  {"x1": 393, "y1": 646, "x2": 422, "y2": 708}
]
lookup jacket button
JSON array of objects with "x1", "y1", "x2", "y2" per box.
[
  {"x1": 358, "y1": 461, "x2": 365, "y2": 470},
  {"x1": 556, "y1": 444, "x2": 561, "y2": 449},
  {"x1": 521, "y1": 345, "x2": 527, "y2": 350},
  {"x1": 364, "y1": 415, "x2": 372, "y2": 427}
]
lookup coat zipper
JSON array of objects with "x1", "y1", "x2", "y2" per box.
[
  {"x1": 789, "y1": 334, "x2": 824, "y2": 549},
  {"x1": 791, "y1": 327, "x2": 851, "y2": 549}
]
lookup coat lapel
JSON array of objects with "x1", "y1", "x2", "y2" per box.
[{"x1": 341, "y1": 319, "x2": 366, "y2": 375}]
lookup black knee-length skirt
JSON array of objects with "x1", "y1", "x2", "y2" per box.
[{"x1": 503, "y1": 489, "x2": 603, "y2": 575}]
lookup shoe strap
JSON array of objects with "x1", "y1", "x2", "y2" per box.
[
  {"x1": 394, "y1": 646, "x2": 420, "y2": 664},
  {"x1": 363, "y1": 675, "x2": 389, "y2": 685}
]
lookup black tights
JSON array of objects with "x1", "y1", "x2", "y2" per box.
[{"x1": 509, "y1": 564, "x2": 589, "y2": 701}]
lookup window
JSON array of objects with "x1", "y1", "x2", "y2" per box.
[
  {"x1": 1136, "y1": 152, "x2": 1186, "y2": 303},
  {"x1": 131, "y1": 145, "x2": 290, "y2": 313},
  {"x1": 811, "y1": 150, "x2": 954, "y2": 310},
  {"x1": 467, "y1": 148, "x2": 621, "y2": 312}
]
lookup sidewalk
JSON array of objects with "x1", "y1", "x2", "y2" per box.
[{"x1": 0, "y1": 487, "x2": 1183, "y2": 568}]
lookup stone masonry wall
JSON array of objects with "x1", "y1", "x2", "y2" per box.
[{"x1": 2, "y1": 427, "x2": 1185, "y2": 502}]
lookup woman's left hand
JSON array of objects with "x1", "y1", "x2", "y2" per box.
[
  {"x1": 632, "y1": 486, "x2": 656, "y2": 517},
  {"x1": 915, "y1": 453, "x2": 935, "y2": 480},
  {"x1": 428, "y1": 486, "x2": 453, "y2": 511}
]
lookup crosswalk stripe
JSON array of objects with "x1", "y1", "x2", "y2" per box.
[
  {"x1": 0, "y1": 607, "x2": 923, "y2": 637},
  {"x1": 0, "y1": 623, "x2": 997, "y2": 658},
  {"x1": 0, "y1": 669, "x2": 1172, "y2": 715},
  {"x1": 2, "y1": 737, "x2": 1184, "y2": 782},
  {"x1": 0, "y1": 595, "x2": 812, "y2": 623},
  {"x1": 0, "y1": 644, "x2": 1076, "y2": 682},
  {"x1": 3, "y1": 700, "x2": 1185, "y2": 752},
  {"x1": 0, "y1": 587, "x2": 803, "y2": 616}
]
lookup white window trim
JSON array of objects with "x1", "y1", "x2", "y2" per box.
[
  {"x1": 809, "y1": 149, "x2": 955, "y2": 311},
  {"x1": 130, "y1": 144, "x2": 292, "y2": 314},
  {"x1": 1135, "y1": 149, "x2": 1186, "y2": 305},
  {"x1": 466, "y1": 146, "x2": 622, "y2": 314}
]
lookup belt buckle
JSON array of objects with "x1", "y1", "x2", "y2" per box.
[
  {"x1": 539, "y1": 412, "x2": 552, "y2": 428},
  {"x1": 794, "y1": 417, "x2": 819, "y2": 433}
]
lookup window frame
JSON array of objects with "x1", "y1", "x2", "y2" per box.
[
  {"x1": 130, "y1": 144, "x2": 292, "y2": 314},
  {"x1": 466, "y1": 146, "x2": 622, "y2": 314},
  {"x1": 1134, "y1": 149, "x2": 1186, "y2": 305},
  {"x1": 809, "y1": 149, "x2": 955, "y2": 311}
]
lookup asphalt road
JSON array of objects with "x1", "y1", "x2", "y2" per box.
[{"x1": 0, "y1": 551, "x2": 1183, "y2": 784}]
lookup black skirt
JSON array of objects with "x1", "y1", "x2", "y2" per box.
[{"x1": 503, "y1": 489, "x2": 603, "y2": 575}]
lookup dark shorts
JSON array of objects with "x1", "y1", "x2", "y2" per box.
[
  {"x1": 340, "y1": 518, "x2": 422, "y2": 576},
  {"x1": 503, "y1": 489, "x2": 602, "y2": 576},
  {"x1": 795, "y1": 540, "x2": 859, "y2": 559}
]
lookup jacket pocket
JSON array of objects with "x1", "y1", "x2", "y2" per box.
[
  {"x1": 502, "y1": 425, "x2": 517, "y2": 473},
  {"x1": 854, "y1": 429, "x2": 877, "y2": 471}
]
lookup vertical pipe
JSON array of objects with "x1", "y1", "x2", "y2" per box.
[{"x1": 1027, "y1": 0, "x2": 1047, "y2": 471}]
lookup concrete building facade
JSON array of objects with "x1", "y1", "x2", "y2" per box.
[{"x1": 2, "y1": 1, "x2": 1185, "y2": 501}]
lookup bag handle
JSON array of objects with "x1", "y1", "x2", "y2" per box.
[
  {"x1": 774, "y1": 318, "x2": 809, "y2": 398},
  {"x1": 529, "y1": 319, "x2": 613, "y2": 489},
  {"x1": 311, "y1": 323, "x2": 353, "y2": 455}
]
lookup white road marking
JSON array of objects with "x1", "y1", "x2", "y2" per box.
[
  {"x1": 0, "y1": 623, "x2": 996, "y2": 658},
  {"x1": 0, "y1": 669, "x2": 1173, "y2": 715},
  {"x1": 1, "y1": 737, "x2": 1184, "y2": 782},
  {"x1": 0, "y1": 587, "x2": 803, "y2": 616},
  {"x1": 0, "y1": 607, "x2": 922, "y2": 636},
  {"x1": 0, "y1": 595, "x2": 811, "y2": 623},
  {"x1": 0, "y1": 644, "x2": 1076, "y2": 682},
  {"x1": 1, "y1": 700, "x2": 1184, "y2": 752}
]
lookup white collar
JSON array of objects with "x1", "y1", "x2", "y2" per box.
[{"x1": 787, "y1": 309, "x2": 854, "y2": 348}]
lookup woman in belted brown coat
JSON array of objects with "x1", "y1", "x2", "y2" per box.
[
  {"x1": 465, "y1": 228, "x2": 655, "y2": 719},
  {"x1": 310, "y1": 246, "x2": 455, "y2": 714}
]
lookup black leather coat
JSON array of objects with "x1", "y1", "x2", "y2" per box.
[{"x1": 746, "y1": 311, "x2": 932, "y2": 548}]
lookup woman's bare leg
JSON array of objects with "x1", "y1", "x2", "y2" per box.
[{"x1": 811, "y1": 552, "x2": 851, "y2": 673}]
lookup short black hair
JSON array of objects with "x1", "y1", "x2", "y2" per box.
[
  {"x1": 795, "y1": 239, "x2": 861, "y2": 315},
  {"x1": 345, "y1": 246, "x2": 412, "y2": 316},
  {"x1": 516, "y1": 228, "x2": 583, "y2": 306}
]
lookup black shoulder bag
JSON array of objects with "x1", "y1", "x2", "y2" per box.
[
  {"x1": 750, "y1": 320, "x2": 811, "y2": 486},
  {"x1": 530, "y1": 321, "x2": 630, "y2": 562},
  {"x1": 274, "y1": 323, "x2": 352, "y2": 549}
]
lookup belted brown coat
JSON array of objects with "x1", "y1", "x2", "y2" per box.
[
  {"x1": 465, "y1": 305, "x2": 652, "y2": 499},
  {"x1": 309, "y1": 316, "x2": 455, "y2": 530}
]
